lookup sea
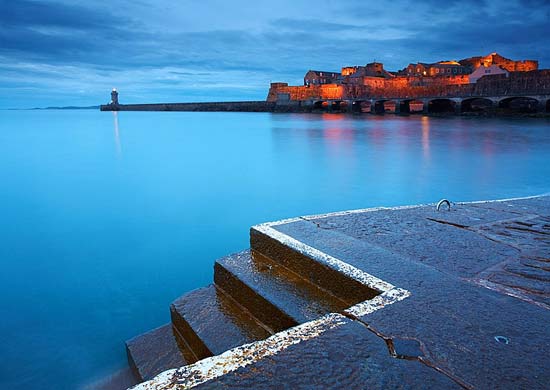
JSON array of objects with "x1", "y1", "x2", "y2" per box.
[{"x1": 0, "y1": 110, "x2": 549, "y2": 390}]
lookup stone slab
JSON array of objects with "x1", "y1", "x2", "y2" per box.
[
  {"x1": 214, "y1": 250, "x2": 350, "y2": 332},
  {"x1": 126, "y1": 324, "x2": 191, "y2": 382},
  {"x1": 193, "y1": 317, "x2": 461, "y2": 389},
  {"x1": 171, "y1": 285, "x2": 271, "y2": 357},
  {"x1": 298, "y1": 205, "x2": 520, "y2": 279}
]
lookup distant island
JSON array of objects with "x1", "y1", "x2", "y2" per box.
[
  {"x1": 101, "y1": 52, "x2": 550, "y2": 115},
  {"x1": 32, "y1": 105, "x2": 100, "y2": 110}
]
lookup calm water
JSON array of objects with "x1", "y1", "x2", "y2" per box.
[{"x1": 0, "y1": 111, "x2": 549, "y2": 390}]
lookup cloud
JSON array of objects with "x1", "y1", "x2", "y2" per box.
[{"x1": 272, "y1": 18, "x2": 368, "y2": 32}]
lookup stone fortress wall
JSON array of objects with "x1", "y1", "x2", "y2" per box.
[{"x1": 267, "y1": 53, "x2": 549, "y2": 102}]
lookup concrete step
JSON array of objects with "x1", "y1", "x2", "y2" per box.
[
  {"x1": 170, "y1": 284, "x2": 271, "y2": 360},
  {"x1": 214, "y1": 249, "x2": 350, "y2": 333},
  {"x1": 125, "y1": 323, "x2": 193, "y2": 382},
  {"x1": 250, "y1": 225, "x2": 379, "y2": 304}
]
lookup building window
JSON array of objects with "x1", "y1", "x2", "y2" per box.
[{"x1": 447, "y1": 68, "x2": 451, "y2": 73}]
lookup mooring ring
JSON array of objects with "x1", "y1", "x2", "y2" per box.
[{"x1": 436, "y1": 199, "x2": 451, "y2": 211}]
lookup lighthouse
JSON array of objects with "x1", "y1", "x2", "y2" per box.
[{"x1": 110, "y1": 88, "x2": 119, "y2": 105}]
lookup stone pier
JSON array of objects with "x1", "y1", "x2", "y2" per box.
[{"x1": 126, "y1": 195, "x2": 550, "y2": 389}]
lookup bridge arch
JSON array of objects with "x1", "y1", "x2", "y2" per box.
[
  {"x1": 461, "y1": 98, "x2": 493, "y2": 113},
  {"x1": 498, "y1": 97, "x2": 539, "y2": 113},
  {"x1": 374, "y1": 99, "x2": 398, "y2": 114},
  {"x1": 399, "y1": 99, "x2": 424, "y2": 114},
  {"x1": 333, "y1": 100, "x2": 347, "y2": 112},
  {"x1": 428, "y1": 98, "x2": 456, "y2": 114},
  {"x1": 351, "y1": 100, "x2": 371, "y2": 113},
  {"x1": 312, "y1": 101, "x2": 326, "y2": 110}
]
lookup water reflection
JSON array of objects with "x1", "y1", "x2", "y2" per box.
[
  {"x1": 113, "y1": 112, "x2": 121, "y2": 156},
  {"x1": 421, "y1": 116, "x2": 430, "y2": 160}
]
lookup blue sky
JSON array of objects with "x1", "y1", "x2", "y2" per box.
[{"x1": 1, "y1": 0, "x2": 549, "y2": 108}]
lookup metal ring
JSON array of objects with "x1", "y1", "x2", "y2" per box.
[
  {"x1": 494, "y1": 335, "x2": 510, "y2": 345},
  {"x1": 436, "y1": 199, "x2": 451, "y2": 211}
]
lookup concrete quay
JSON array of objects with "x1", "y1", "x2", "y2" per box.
[{"x1": 127, "y1": 195, "x2": 550, "y2": 389}]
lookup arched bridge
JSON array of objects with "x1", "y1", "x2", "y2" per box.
[{"x1": 308, "y1": 95, "x2": 550, "y2": 114}]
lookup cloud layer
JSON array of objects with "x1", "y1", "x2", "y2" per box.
[{"x1": 1, "y1": 0, "x2": 549, "y2": 108}]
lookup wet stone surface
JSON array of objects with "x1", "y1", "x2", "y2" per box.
[
  {"x1": 298, "y1": 206, "x2": 521, "y2": 279},
  {"x1": 126, "y1": 324, "x2": 190, "y2": 382},
  {"x1": 214, "y1": 249, "x2": 353, "y2": 330},
  {"x1": 268, "y1": 196, "x2": 550, "y2": 389},
  {"x1": 391, "y1": 338, "x2": 424, "y2": 360},
  {"x1": 194, "y1": 318, "x2": 461, "y2": 390},
  {"x1": 170, "y1": 284, "x2": 271, "y2": 357},
  {"x1": 468, "y1": 197, "x2": 550, "y2": 217},
  {"x1": 130, "y1": 196, "x2": 550, "y2": 390}
]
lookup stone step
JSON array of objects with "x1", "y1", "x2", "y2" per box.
[
  {"x1": 125, "y1": 323, "x2": 194, "y2": 382},
  {"x1": 250, "y1": 225, "x2": 379, "y2": 304},
  {"x1": 170, "y1": 284, "x2": 271, "y2": 360},
  {"x1": 214, "y1": 249, "x2": 350, "y2": 333}
]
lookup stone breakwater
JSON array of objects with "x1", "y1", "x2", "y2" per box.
[{"x1": 100, "y1": 101, "x2": 308, "y2": 112}]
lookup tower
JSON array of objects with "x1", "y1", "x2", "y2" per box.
[{"x1": 111, "y1": 88, "x2": 119, "y2": 105}]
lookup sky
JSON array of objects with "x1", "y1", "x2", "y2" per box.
[{"x1": 1, "y1": 0, "x2": 549, "y2": 108}]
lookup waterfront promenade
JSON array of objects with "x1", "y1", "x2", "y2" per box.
[{"x1": 128, "y1": 195, "x2": 550, "y2": 389}]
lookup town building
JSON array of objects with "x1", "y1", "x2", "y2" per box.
[
  {"x1": 268, "y1": 53, "x2": 544, "y2": 103},
  {"x1": 459, "y1": 53, "x2": 538, "y2": 72},
  {"x1": 304, "y1": 70, "x2": 341, "y2": 86},
  {"x1": 403, "y1": 61, "x2": 471, "y2": 77},
  {"x1": 469, "y1": 64, "x2": 509, "y2": 84},
  {"x1": 342, "y1": 62, "x2": 394, "y2": 85}
]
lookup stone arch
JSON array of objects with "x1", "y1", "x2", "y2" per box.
[
  {"x1": 400, "y1": 99, "x2": 424, "y2": 114},
  {"x1": 373, "y1": 100, "x2": 386, "y2": 114},
  {"x1": 461, "y1": 98, "x2": 493, "y2": 113},
  {"x1": 498, "y1": 97, "x2": 539, "y2": 113},
  {"x1": 374, "y1": 99, "x2": 397, "y2": 114},
  {"x1": 333, "y1": 100, "x2": 347, "y2": 112},
  {"x1": 428, "y1": 99, "x2": 456, "y2": 114},
  {"x1": 313, "y1": 101, "x2": 324, "y2": 110},
  {"x1": 351, "y1": 100, "x2": 363, "y2": 113},
  {"x1": 351, "y1": 100, "x2": 372, "y2": 113}
]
